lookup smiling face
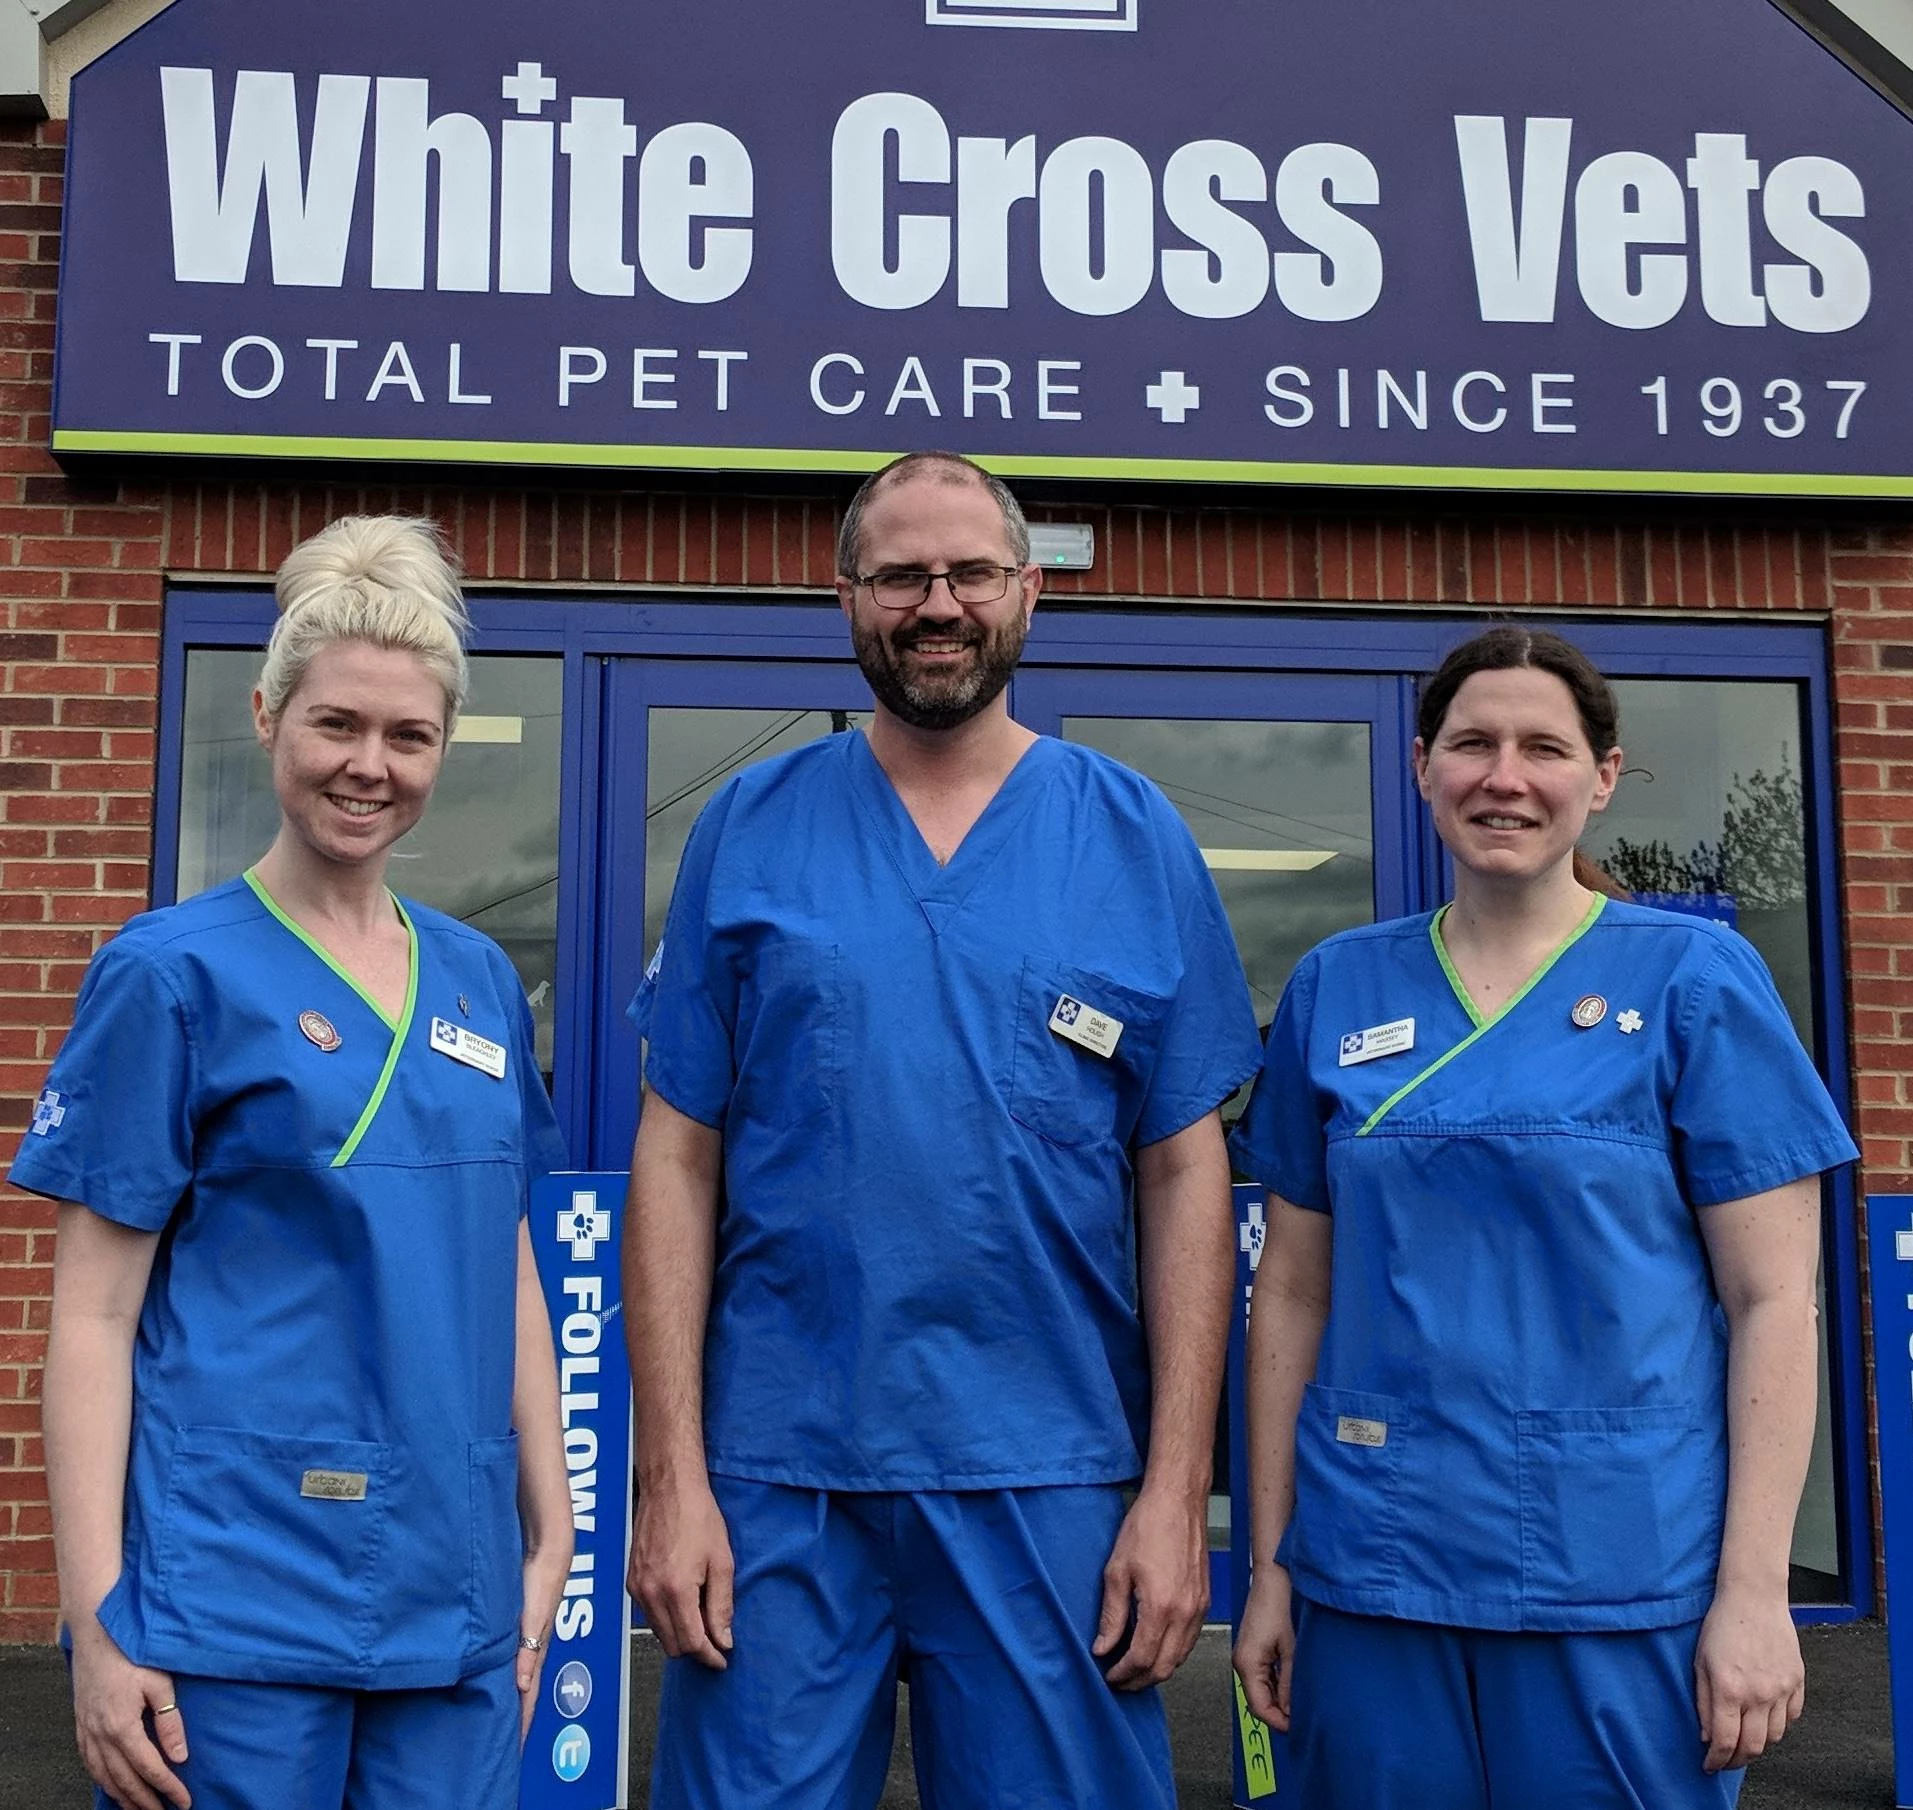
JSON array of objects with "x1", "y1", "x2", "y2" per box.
[
  {"x1": 835, "y1": 470, "x2": 1040, "y2": 732},
  {"x1": 1413, "y1": 665, "x2": 1622, "y2": 886},
  {"x1": 253, "y1": 639, "x2": 449, "y2": 875}
]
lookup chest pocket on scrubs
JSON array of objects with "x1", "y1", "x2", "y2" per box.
[
  {"x1": 734, "y1": 940, "x2": 841, "y2": 1128},
  {"x1": 154, "y1": 1425, "x2": 391, "y2": 1668},
  {"x1": 1007, "y1": 959, "x2": 1168, "y2": 1147}
]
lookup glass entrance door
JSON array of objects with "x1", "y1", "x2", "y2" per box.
[
  {"x1": 593, "y1": 657, "x2": 874, "y2": 1165},
  {"x1": 1015, "y1": 666, "x2": 1408, "y2": 1617}
]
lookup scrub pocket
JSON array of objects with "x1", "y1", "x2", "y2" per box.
[
  {"x1": 1517, "y1": 1402, "x2": 1719, "y2": 1606},
  {"x1": 1007, "y1": 959, "x2": 1166, "y2": 1147},
  {"x1": 154, "y1": 1425, "x2": 390, "y2": 1668},
  {"x1": 467, "y1": 1432, "x2": 523, "y2": 1655},
  {"x1": 735, "y1": 941, "x2": 840, "y2": 1127},
  {"x1": 1288, "y1": 1384, "x2": 1404, "y2": 1588}
]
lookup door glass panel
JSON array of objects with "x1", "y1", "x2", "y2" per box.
[
  {"x1": 1060, "y1": 716, "x2": 1377, "y2": 1567},
  {"x1": 1580, "y1": 677, "x2": 1838, "y2": 1601},
  {"x1": 1059, "y1": 718, "x2": 1377, "y2": 1042},
  {"x1": 643, "y1": 706, "x2": 873, "y2": 962},
  {"x1": 176, "y1": 649, "x2": 564, "y2": 1080}
]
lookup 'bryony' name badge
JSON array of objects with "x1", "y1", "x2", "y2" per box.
[
  {"x1": 1049, "y1": 993, "x2": 1124, "y2": 1059},
  {"x1": 300, "y1": 1469, "x2": 369, "y2": 1501},
  {"x1": 1336, "y1": 1416, "x2": 1388, "y2": 1448},
  {"x1": 1337, "y1": 1017, "x2": 1415, "y2": 1067},
  {"x1": 429, "y1": 1017, "x2": 508, "y2": 1079}
]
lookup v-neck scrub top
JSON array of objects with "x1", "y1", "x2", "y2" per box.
[
  {"x1": 10, "y1": 875, "x2": 567, "y2": 1689},
  {"x1": 1228, "y1": 898, "x2": 1856, "y2": 1633},
  {"x1": 633, "y1": 731, "x2": 1262, "y2": 1491}
]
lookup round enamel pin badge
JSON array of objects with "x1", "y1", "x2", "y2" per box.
[
  {"x1": 1570, "y1": 994, "x2": 1608, "y2": 1029},
  {"x1": 299, "y1": 1010, "x2": 342, "y2": 1052}
]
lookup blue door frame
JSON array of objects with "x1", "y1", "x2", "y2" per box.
[{"x1": 155, "y1": 589, "x2": 1867, "y2": 1621}]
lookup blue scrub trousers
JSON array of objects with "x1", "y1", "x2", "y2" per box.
[
  {"x1": 652, "y1": 1477, "x2": 1176, "y2": 1810},
  {"x1": 93, "y1": 1659, "x2": 520, "y2": 1810},
  {"x1": 1288, "y1": 1599, "x2": 1742, "y2": 1809}
]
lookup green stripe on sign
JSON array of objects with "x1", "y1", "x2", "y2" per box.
[{"x1": 49, "y1": 429, "x2": 1913, "y2": 499}]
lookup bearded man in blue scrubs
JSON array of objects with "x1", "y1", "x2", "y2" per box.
[{"x1": 623, "y1": 451, "x2": 1261, "y2": 1809}]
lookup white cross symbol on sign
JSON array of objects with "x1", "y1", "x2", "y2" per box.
[
  {"x1": 1896, "y1": 1222, "x2": 1913, "y2": 1265},
  {"x1": 559, "y1": 1191, "x2": 610, "y2": 1261},
  {"x1": 1239, "y1": 1198, "x2": 1266, "y2": 1272},
  {"x1": 1145, "y1": 371, "x2": 1201, "y2": 424},
  {"x1": 502, "y1": 61, "x2": 558, "y2": 114}
]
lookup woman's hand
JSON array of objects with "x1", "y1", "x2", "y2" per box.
[
  {"x1": 516, "y1": 1543, "x2": 570, "y2": 1741},
  {"x1": 1694, "y1": 1582, "x2": 1804, "y2": 1772},
  {"x1": 69, "y1": 1618, "x2": 191, "y2": 1810},
  {"x1": 1232, "y1": 1562, "x2": 1298, "y2": 1732}
]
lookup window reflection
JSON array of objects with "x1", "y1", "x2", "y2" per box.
[{"x1": 643, "y1": 707, "x2": 871, "y2": 964}]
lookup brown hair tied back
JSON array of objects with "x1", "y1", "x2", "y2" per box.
[
  {"x1": 1416, "y1": 625, "x2": 1620, "y2": 761},
  {"x1": 1419, "y1": 626, "x2": 1627, "y2": 896}
]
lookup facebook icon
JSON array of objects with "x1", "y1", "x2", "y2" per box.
[{"x1": 553, "y1": 1661, "x2": 593, "y2": 1720}]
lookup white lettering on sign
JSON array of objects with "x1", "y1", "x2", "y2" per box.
[
  {"x1": 152, "y1": 70, "x2": 1873, "y2": 336},
  {"x1": 162, "y1": 65, "x2": 754, "y2": 303},
  {"x1": 1456, "y1": 117, "x2": 1869, "y2": 333}
]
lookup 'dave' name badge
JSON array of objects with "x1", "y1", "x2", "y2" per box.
[
  {"x1": 1050, "y1": 993, "x2": 1124, "y2": 1059},
  {"x1": 430, "y1": 1017, "x2": 507, "y2": 1079},
  {"x1": 1337, "y1": 1017, "x2": 1415, "y2": 1067}
]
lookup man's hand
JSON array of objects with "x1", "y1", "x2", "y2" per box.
[
  {"x1": 1694, "y1": 1582, "x2": 1805, "y2": 1773},
  {"x1": 68, "y1": 1618, "x2": 191, "y2": 1810},
  {"x1": 1232, "y1": 1563, "x2": 1297, "y2": 1732},
  {"x1": 1092, "y1": 1485, "x2": 1208, "y2": 1690},
  {"x1": 628, "y1": 1476, "x2": 735, "y2": 1669}
]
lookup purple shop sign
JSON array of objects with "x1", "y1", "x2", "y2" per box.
[{"x1": 51, "y1": 0, "x2": 1913, "y2": 496}]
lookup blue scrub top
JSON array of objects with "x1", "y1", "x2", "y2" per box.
[
  {"x1": 632, "y1": 730, "x2": 1261, "y2": 1492},
  {"x1": 1229, "y1": 897, "x2": 1857, "y2": 1633},
  {"x1": 11, "y1": 875, "x2": 567, "y2": 1689}
]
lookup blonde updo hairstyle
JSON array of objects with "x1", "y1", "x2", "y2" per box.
[{"x1": 259, "y1": 515, "x2": 471, "y2": 729}]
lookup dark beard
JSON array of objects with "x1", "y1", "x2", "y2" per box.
[{"x1": 851, "y1": 610, "x2": 1027, "y2": 731}]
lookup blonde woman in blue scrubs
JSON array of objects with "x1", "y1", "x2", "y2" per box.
[
  {"x1": 1230, "y1": 627, "x2": 1856, "y2": 1808},
  {"x1": 17, "y1": 518, "x2": 571, "y2": 1810}
]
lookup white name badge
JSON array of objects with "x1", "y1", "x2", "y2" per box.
[
  {"x1": 1336, "y1": 1416, "x2": 1388, "y2": 1448},
  {"x1": 429, "y1": 1017, "x2": 508, "y2": 1079},
  {"x1": 1337, "y1": 1017, "x2": 1415, "y2": 1067},
  {"x1": 1049, "y1": 993, "x2": 1124, "y2": 1059}
]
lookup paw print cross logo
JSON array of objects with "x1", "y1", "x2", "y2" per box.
[{"x1": 558, "y1": 1191, "x2": 611, "y2": 1261}]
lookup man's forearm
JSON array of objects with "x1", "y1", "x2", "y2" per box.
[
  {"x1": 621, "y1": 1093, "x2": 724, "y2": 1488},
  {"x1": 1134, "y1": 1113, "x2": 1234, "y2": 1504}
]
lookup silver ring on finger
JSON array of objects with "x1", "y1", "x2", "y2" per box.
[{"x1": 152, "y1": 1703, "x2": 179, "y2": 1716}]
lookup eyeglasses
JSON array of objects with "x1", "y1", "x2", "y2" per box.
[{"x1": 853, "y1": 564, "x2": 1023, "y2": 610}]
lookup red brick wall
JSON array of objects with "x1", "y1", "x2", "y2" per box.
[{"x1": 1, "y1": 116, "x2": 1908, "y2": 1639}]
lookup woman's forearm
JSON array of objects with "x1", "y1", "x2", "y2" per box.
[
  {"x1": 1702, "y1": 1178, "x2": 1822, "y2": 1600},
  {"x1": 511, "y1": 1220, "x2": 574, "y2": 1570},
  {"x1": 1244, "y1": 1196, "x2": 1333, "y2": 1570},
  {"x1": 43, "y1": 1204, "x2": 157, "y2": 1631}
]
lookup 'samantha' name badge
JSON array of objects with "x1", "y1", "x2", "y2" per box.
[{"x1": 1337, "y1": 1017, "x2": 1415, "y2": 1067}]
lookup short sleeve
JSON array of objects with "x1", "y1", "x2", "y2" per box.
[
  {"x1": 508, "y1": 975, "x2": 568, "y2": 1203},
  {"x1": 627, "y1": 785, "x2": 741, "y2": 1130},
  {"x1": 1227, "y1": 953, "x2": 1332, "y2": 1212},
  {"x1": 1671, "y1": 932, "x2": 1857, "y2": 1206},
  {"x1": 1133, "y1": 811, "x2": 1263, "y2": 1147},
  {"x1": 7, "y1": 934, "x2": 195, "y2": 1231}
]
